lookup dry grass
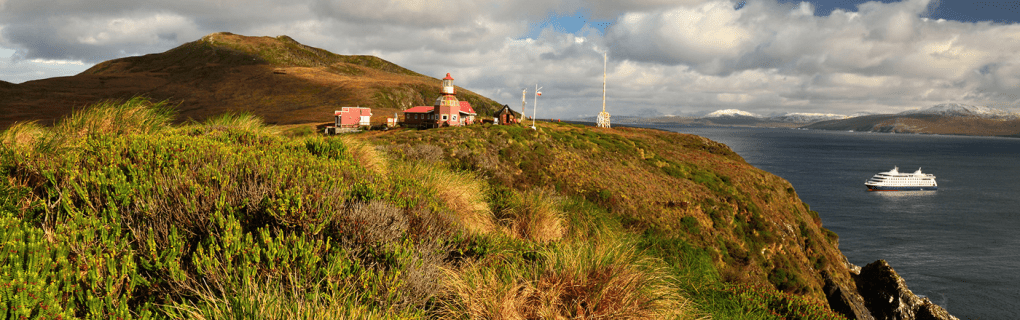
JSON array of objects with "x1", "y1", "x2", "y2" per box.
[
  {"x1": 501, "y1": 188, "x2": 564, "y2": 243},
  {"x1": 439, "y1": 238, "x2": 694, "y2": 320},
  {"x1": 0, "y1": 121, "x2": 45, "y2": 150},
  {"x1": 2, "y1": 97, "x2": 176, "y2": 155},
  {"x1": 200, "y1": 112, "x2": 278, "y2": 136},
  {"x1": 165, "y1": 276, "x2": 415, "y2": 320},
  {"x1": 406, "y1": 162, "x2": 494, "y2": 235},
  {"x1": 338, "y1": 136, "x2": 389, "y2": 176},
  {"x1": 55, "y1": 97, "x2": 173, "y2": 139}
]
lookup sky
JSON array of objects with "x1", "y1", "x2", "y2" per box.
[{"x1": 2, "y1": 0, "x2": 1020, "y2": 118}]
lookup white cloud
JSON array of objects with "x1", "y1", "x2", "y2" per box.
[
  {"x1": 29, "y1": 58, "x2": 85, "y2": 65},
  {"x1": 1, "y1": 0, "x2": 1019, "y2": 116},
  {"x1": 71, "y1": 13, "x2": 196, "y2": 46}
]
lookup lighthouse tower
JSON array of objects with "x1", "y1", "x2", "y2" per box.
[
  {"x1": 442, "y1": 73, "x2": 456, "y2": 95},
  {"x1": 434, "y1": 73, "x2": 462, "y2": 127}
]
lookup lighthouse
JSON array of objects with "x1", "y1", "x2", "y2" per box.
[
  {"x1": 442, "y1": 73, "x2": 456, "y2": 95},
  {"x1": 402, "y1": 73, "x2": 477, "y2": 128},
  {"x1": 434, "y1": 73, "x2": 462, "y2": 127}
]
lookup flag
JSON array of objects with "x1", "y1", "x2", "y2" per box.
[{"x1": 537, "y1": 92, "x2": 542, "y2": 96}]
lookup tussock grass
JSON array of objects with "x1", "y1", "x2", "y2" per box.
[
  {"x1": 199, "y1": 111, "x2": 278, "y2": 136},
  {"x1": 0, "y1": 121, "x2": 45, "y2": 150},
  {"x1": 0, "y1": 99, "x2": 457, "y2": 318},
  {"x1": 165, "y1": 275, "x2": 417, "y2": 320},
  {"x1": 338, "y1": 135, "x2": 389, "y2": 176},
  {"x1": 2, "y1": 97, "x2": 174, "y2": 156},
  {"x1": 55, "y1": 96, "x2": 174, "y2": 139},
  {"x1": 1, "y1": 98, "x2": 851, "y2": 319},
  {"x1": 439, "y1": 237, "x2": 694, "y2": 319},
  {"x1": 408, "y1": 162, "x2": 494, "y2": 235},
  {"x1": 499, "y1": 188, "x2": 564, "y2": 242}
]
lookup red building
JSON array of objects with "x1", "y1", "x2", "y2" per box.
[
  {"x1": 403, "y1": 73, "x2": 476, "y2": 128},
  {"x1": 334, "y1": 107, "x2": 372, "y2": 128}
]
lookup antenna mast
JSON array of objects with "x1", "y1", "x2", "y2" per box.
[
  {"x1": 597, "y1": 51, "x2": 611, "y2": 128},
  {"x1": 595, "y1": 51, "x2": 603, "y2": 113}
]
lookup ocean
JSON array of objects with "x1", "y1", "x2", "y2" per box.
[{"x1": 647, "y1": 125, "x2": 1020, "y2": 320}]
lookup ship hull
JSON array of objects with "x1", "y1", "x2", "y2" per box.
[{"x1": 866, "y1": 185, "x2": 938, "y2": 191}]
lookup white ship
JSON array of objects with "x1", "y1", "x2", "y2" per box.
[{"x1": 865, "y1": 166, "x2": 937, "y2": 191}]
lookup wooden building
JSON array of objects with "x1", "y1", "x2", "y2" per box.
[{"x1": 493, "y1": 104, "x2": 520, "y2": 125}]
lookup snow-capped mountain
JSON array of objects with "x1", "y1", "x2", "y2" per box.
[
  {"x1": 898, "y1": 103, "x2": 1018, "y2": 120},
  {"x1": 768, "y1": 113, "x2": 847, "y2": 123},
  {"x1": 847, "y1": 112, "x2": 878, "y2": 118},
  {"x1": 704, "y1": 109, "x2": 762, "y2": 118}
]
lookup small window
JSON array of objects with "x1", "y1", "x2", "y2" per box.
[
  {"x1": 453, "y1": 115, "x2": 458, "y2": 121},
  {"x1": 442, "y1": 115, "x2": 448, "y2": 121}
]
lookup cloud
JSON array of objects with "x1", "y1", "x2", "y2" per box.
[
  {"x1": 1, "y1": 0, "x2": 1019, "y2": 116},
  {"x1": 608, "y1": 1, "x2": 757, "y2": 70}
]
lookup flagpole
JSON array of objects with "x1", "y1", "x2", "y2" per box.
[
  {"x1": 532, "y1": 84, "x2": 541, "y2": 130},
  {"x1": 521, "y1": 89, "x2": 527, "y2": 122}
]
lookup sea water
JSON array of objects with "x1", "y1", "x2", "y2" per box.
[{"x1": 648, "y1": 125, "x2": 1020, "y2": 320}]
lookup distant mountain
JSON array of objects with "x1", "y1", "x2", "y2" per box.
[
  {"x1": 768, "y1": 113, "x2": 848, "y2": 123},
  {"x1": 847, "y1": 112, "x2": 878, "y2": 118},
  {"x1": 617, "y1": 109, "x2": 849, "y2": 127},
  {"x1": 574, "y1": 114, "x2": 644, "y2": 123},
  {"x1": 605, "y1": 104, "x2": 1019, "y2": 137},
  {"x1": 897, "y1": 103, "x2": 1018, "y2": 120},
  {"x1": 803, "y1": 104, "x2": 1020, "y2": 136},
  {"x1": 704, "y1": 109, "x2": 761, "y2": 118},
  {"x1": 0, "y1": 32, "x2": 503, "y2": 128}
]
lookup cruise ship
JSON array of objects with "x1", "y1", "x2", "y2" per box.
[{"x1": 865, "y1": 166, "x2": 937, "y2": 191}]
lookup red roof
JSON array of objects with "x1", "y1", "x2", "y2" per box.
[
  {"x1": 404, "y1": 106, "x2": 434, "y2": 113},
  {"x1": 459, "y1": 101, "x2": 475, "y2": 115},
  {"x1": 443, "y1": 73, "x2": 454, "y2": 80},
  {"x1": 335, "y1": 107, "x2": 371, "y2": 116}
]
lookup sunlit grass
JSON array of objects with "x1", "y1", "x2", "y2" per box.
[
  {"x1": 0, "y1": 98, "x2": 852, "y2": 319},
  {"x1": 438, "y1": 236, "x2": 696, "y2": 319}
]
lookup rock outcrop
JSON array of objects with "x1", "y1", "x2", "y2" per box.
[
  {"x1": 854, "y1": 260, "x2": 959, "y2": 320},
  {"x1": 824, "y1": 270, "x2": 875, "y2": 320}
]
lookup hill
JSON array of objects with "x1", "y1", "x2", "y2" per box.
[
  {"x1": 361, "y1": 120, "x2": 858, "y2": 299},
  {"x1": 0, "y1": 32, "x2": 503, "y2": 128},
  {"x1": 616, "y1": 110, "x2": 850, "y2": 128},
  {"x1": 803, "y1": 104, "x2": 1020, "y2": 136},
  {"x1": 2, "y1": 99, "x2": 960, "y2": 319}
]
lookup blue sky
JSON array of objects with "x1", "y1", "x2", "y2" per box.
[
  {"x1": 539, "y1": 1, "x2": 1020, "y2": 37},
  {"x1": 2, "y1": 0, "x2": 1020, "y2": 117}
]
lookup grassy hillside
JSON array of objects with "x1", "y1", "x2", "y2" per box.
[
  {"x1": 0, "y1": 32, "x2": 504, "y2": 129},
  {"x1": 804, "y1": 114, "x2": 1020, "y2": 136},
  {"x1": 362, "y1": 119, "x2": 854, "y2": 297},
  {"x1": 1, "y1": 99, "x2": 850, "y2": 319}
]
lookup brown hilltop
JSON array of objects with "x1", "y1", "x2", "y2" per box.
[
  {"x1": 804, "y1": 114, "x2": 1020, "y2": 136},
  {"x1": 0, "y1": 32, "x2": 502, "y2": 128}
]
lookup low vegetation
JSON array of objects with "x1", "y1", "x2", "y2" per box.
[{"x1": 2, "y1": 98, "x2": 849, "y2": 319}]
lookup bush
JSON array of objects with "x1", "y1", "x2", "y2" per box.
[{"x1": 0, "y1": 100, "x2": 471, "y2": 318}]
